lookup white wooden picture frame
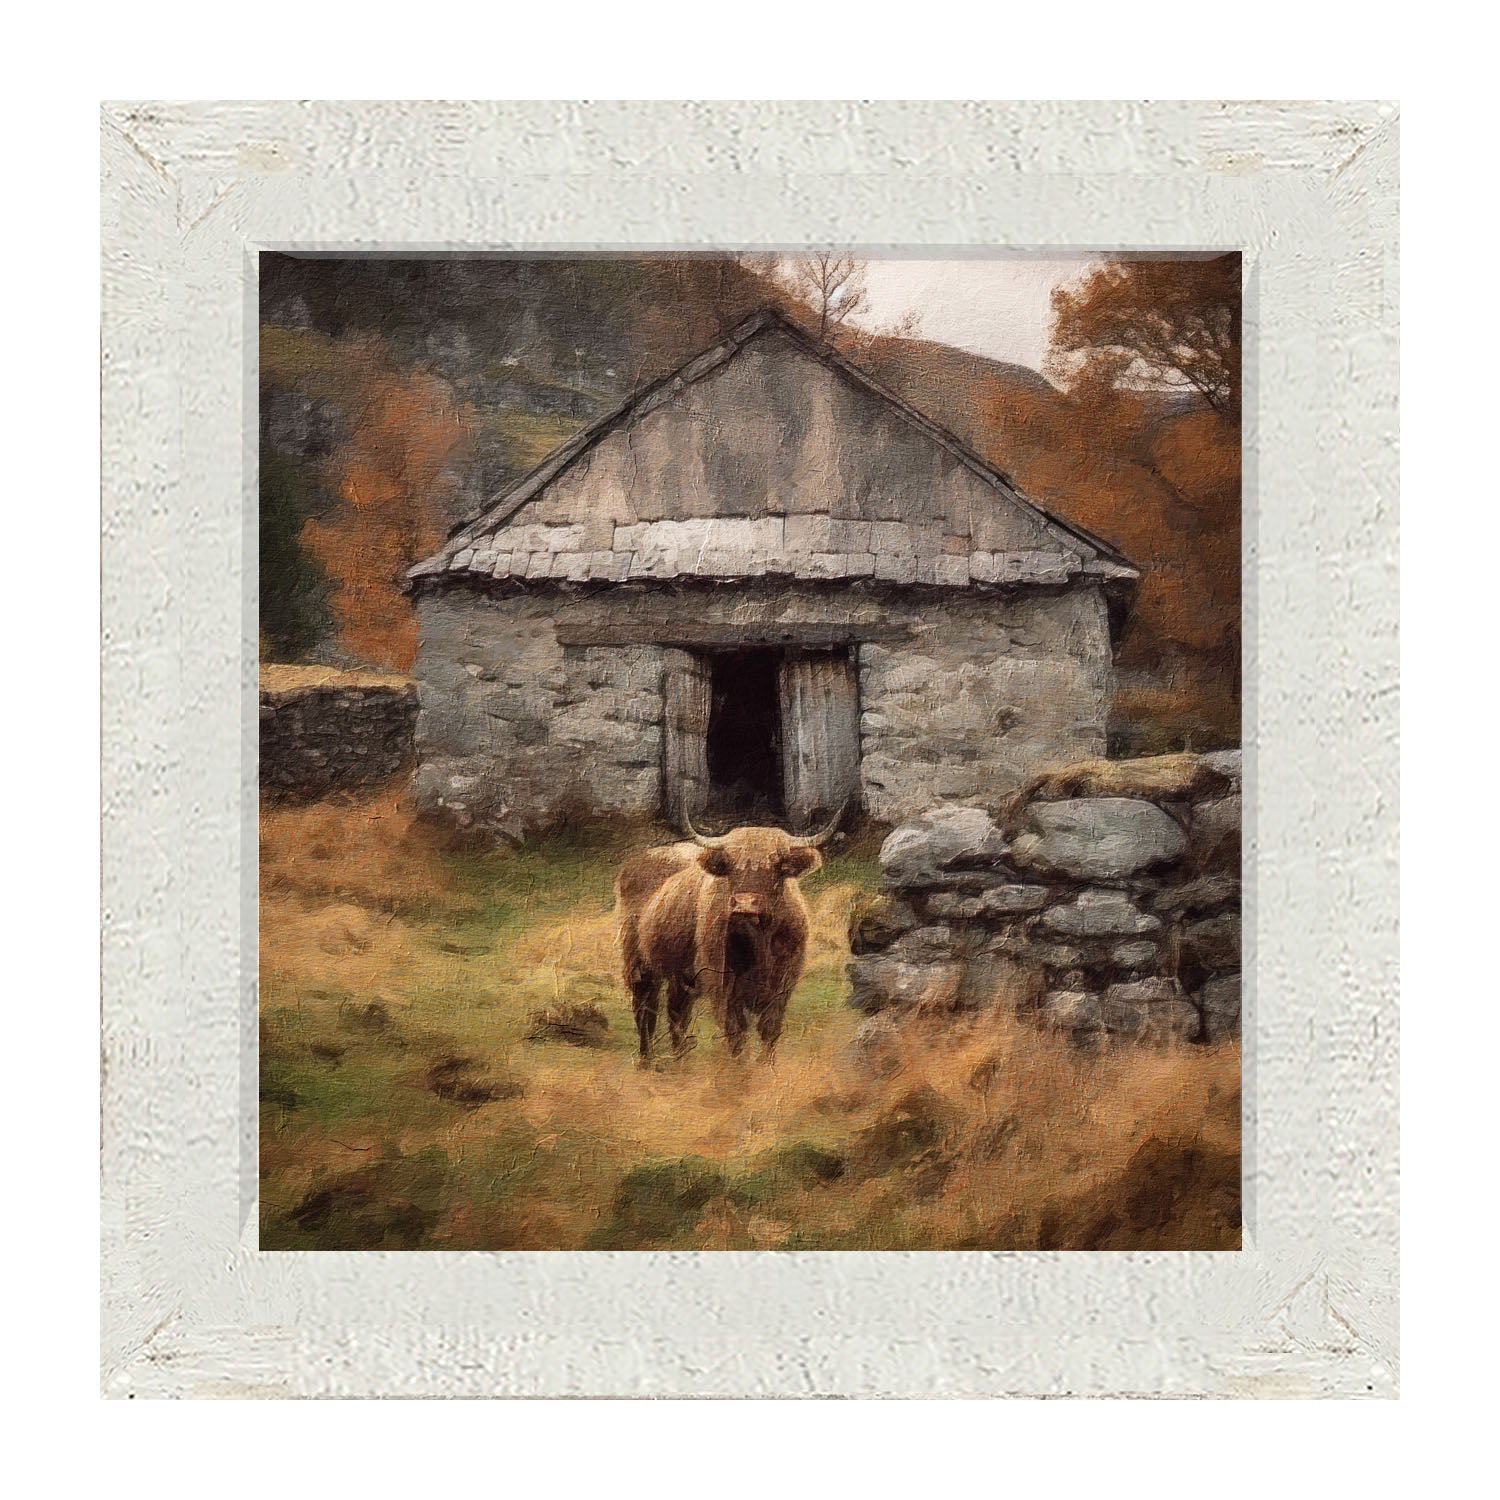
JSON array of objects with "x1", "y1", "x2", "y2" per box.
[{"x1": 100, "y1": 99, "x2": 1398, "y2": 1399}]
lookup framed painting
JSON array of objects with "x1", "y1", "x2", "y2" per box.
[{"x1": 101, "y1": 99, "x2": 1398, "y2": 1397}]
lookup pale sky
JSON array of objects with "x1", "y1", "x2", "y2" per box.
[{"x1": 818, "y1": 254, "x2": 1102, "y2": 372}]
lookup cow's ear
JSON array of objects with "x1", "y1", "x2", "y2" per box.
[
  {"x1": 780, "y1": 847, "x2": 821, "y2": 879},
  {"x1": 699, "y1": 848, "x2": 732, "y2": 878}
]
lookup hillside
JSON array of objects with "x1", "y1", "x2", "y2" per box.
[
  {"x1": 259, "y1": 254, "x2": 1072, "y2": 518},
  {"x1": 856, "y1": 332, "x2": 1060, "y2": 453}
]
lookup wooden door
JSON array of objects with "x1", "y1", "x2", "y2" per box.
[
  {"x1": 662, "y1": 648, "x2": 712, "y2": 830},
  {"x1": 779, "y1": 649, "x2": 861, "y2": 829}
]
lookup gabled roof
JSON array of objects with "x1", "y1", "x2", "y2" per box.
[{"x1": 410, "y1": 307, "x2": 1139, "y2": 589}]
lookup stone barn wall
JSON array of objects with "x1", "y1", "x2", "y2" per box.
[
  {"x1": 409, "y1": 591, "x2": 667, "y2": 839},
  {"x1": 848, "y1": 750, "x2": 1243, "y2": 1046},
  {"x1": 410, "y1": 579, "x2": 1112, "y2": 839},
  {"x1": 260, "y1": 669, "x2": 418, "y2": 803}
]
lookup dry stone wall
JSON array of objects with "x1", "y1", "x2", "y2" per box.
[
  {"x1": 260, "y1": 674, "x2": 418, "y2": 803},
  {"x1": 848, "y1": 751, "x2": 1243, "y2": 1046}
]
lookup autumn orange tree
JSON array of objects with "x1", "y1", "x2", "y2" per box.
[
  {"x1": 299, "y1": 340, "x2": 473, "y2": 672},
  {"x1": 981, "y1": 255, "x2": 1242, "y2": 750},
  {"x1": 1051, "y1": 253, "x2": 1241, "y2": 415}
]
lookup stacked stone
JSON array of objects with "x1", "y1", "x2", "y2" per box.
[
  {"x1": 847, "y1": 751, "x2": 1242, "y2": 1046},
  {"x1": 552, "y1": 645, "x2": 666, "y2": 777},
  {"x1": 259, "y1": 682, "x2": 418, "y2": 803},
  {"x1": 409, "y1": 593, "x2": 673, "y2": 837}
]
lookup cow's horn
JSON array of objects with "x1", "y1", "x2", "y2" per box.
[
  {"x1": 791, "y1": 800, "x2": 848, "y2": 849},
  {"x1": 682, "y1": 807, "x2": 728, "y2": 847}
]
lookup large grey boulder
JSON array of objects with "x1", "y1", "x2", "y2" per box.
[
  {"x1": 1011, "y1": 797, "x2": 1186, "y2": 881},
  {"x1": 1042, "y1": 887, "x2": 1162, "y2": 938},
  {"x1": 846, "y1": 955, "x2": 962, "y2": 1013},
  {"x1": 878, "y1": 806, "x2": 1009, "y2": 887}
]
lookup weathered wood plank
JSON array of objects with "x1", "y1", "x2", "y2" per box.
[
  {"x1": 662, "y1": 649, "x2": 711, "y2": 829},
  {"x1": 780, "y1": 650, "x2": 862, "y2": 828}
]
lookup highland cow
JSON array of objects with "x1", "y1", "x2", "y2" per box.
[{"x1": 615, "y1": 813, "x2": 840, "y2": 1062}]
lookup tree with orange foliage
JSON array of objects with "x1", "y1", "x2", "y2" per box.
[
  {"x1": 1050, "y1": 254, "x2": 1241, "y2": 416},
  {"x1": 300, "y1": 342, "x2": 472, "y2": 672},
  {"x1": 981, "y1": 255, "x2": 1243, "y2": 750}
]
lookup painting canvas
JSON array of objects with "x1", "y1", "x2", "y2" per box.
[{"x1": 258, "y1": 251, "x2": 1242, "y2": 1253}]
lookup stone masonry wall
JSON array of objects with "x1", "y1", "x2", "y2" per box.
[
  {"x1": 411, "y1": 579, "x2": 1111, "y2": 838},
  {"x1": 411, "y1": 590, "x2": 666, "y2": 840},
  {"x1": 260, "y1": 673, "x2": 418, "y2": 803},
  {"x1": 848, "y1": 750, "x2": 1243, "y2": 1046},
  {"x1": 856, "y1": 584, "x2": 1110, "y2": 814}
]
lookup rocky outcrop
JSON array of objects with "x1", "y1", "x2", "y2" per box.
[{"x1": 847, "y1": 751, "x2": 1243, "y2": 1046}]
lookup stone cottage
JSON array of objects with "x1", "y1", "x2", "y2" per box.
[{"x1": 407, "y1": 308, "x2": 1139, "y2": 838}]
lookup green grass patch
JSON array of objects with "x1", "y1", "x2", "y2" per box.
[
  {"x1": 261, "y1": 816, "x2": 894, "y2": 1250},
  {"x1": 435, "y1": 824, "x2": 627, "y2": 936}
]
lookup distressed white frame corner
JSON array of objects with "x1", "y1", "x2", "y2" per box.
[{"x1": 100, "y1": 100, "x2": 1399, "y2": 1400}]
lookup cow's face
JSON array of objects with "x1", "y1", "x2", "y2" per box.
[{"x1": 699, "y1": 827, "x2": 822, "y2": 928}]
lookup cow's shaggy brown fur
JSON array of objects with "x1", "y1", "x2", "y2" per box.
[{"x1": 615, "y1": 828, "x2": 822, "y2": 1062}]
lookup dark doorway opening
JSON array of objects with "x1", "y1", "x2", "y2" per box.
[{"x1": 706, "y1": 649, "x2": 783, "y2": 823}]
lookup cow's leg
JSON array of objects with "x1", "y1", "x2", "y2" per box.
[
  {"x1": 754, "y1": 1002, "x2": 786, "y2": 1061},
  {"x1": 721, "y1": 985, "x2": 750, "y2": 1058},
  {"x1": 755, "y1": 962, "x2": 801, "y2": 1062},
  {"x1": 631, "y1": 970, "x2": 661, "y2": 1063},
  {"x1": 666, "y1": 979, "x2": 697, "y2": 1057}
]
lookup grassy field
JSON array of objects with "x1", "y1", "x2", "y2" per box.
[{"x1": 259, "y1": 788, "x2": 1242, "y2": 1251}]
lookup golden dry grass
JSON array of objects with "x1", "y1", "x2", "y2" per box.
[{"x1": 259, "y1": 791, "x2": 1241, "y2": 1251}]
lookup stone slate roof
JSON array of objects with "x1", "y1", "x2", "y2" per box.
[{"x1": 410, "y1": 308, "x2": 1139, "y2": 590}]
